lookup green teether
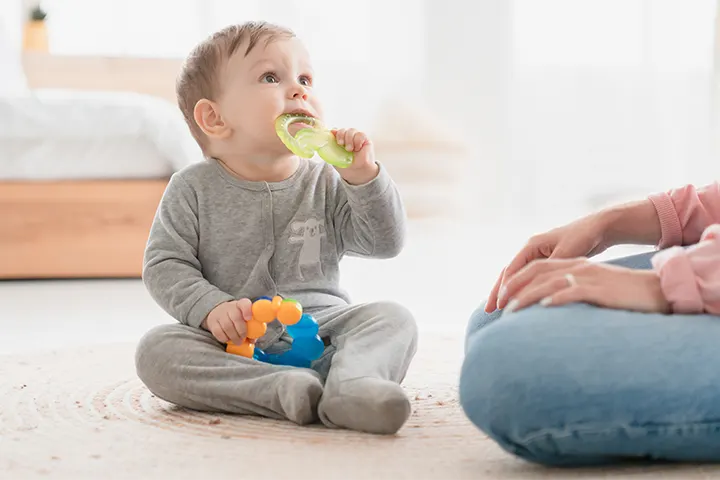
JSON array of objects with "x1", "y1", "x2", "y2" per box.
[{"x1": 275, "y1": 114, "x2": 353, "y2": 168}]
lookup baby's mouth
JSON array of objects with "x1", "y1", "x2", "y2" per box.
[
  {"x1": 283, "y1": 112, "x2": 318, "y2": 136},
  {"x1": 288, "y1": 121, "x2": 314, "y2": 136}
]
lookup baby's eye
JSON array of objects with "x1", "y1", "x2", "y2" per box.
[
  {"x1": 261, "y1": 73, "x2": 279, "y2": 84},
  {"x1": 299, "y1": 76, "x2": 312, "y2": 87}
]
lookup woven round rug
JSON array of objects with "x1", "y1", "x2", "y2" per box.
[{"x1": 2, "y1": 333, "x2": 717, "y2": 480}]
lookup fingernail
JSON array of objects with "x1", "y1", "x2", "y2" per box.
[
  {"x1": 540, "y1": 297, "x2": 552, "y2": 307},
  {"x1": 504, "y1": 299, "x2": 519, "y2": 314},
  {"x1": 345, "y1": 145, "x2": 353, "y2": 152},
  {"x1": 498, "y1": 286, "x2": 507, "y2": 302}
]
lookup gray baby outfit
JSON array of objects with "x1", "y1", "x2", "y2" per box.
[{"x1": 135, "y1": 158, "x2": 418, "y2": 434}]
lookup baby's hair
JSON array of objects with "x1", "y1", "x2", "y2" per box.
[{"x1": 176, "y1": 21, "x2": 295, "y2": 153}]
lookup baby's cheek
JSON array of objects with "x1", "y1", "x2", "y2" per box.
[{"x1": 310, "y1": 98, "x2": 324, "y2": 120}]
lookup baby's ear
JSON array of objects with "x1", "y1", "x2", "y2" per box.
[{"x1": 193, "y1": 99, "x2": 231, "y2": 139}]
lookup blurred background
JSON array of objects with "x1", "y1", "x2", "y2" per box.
[{"x1": 1, "y1": 0, "x2": 719, "y2": 352}]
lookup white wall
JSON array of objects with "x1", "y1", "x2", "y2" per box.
[
  {"x1": 511, "y1": 0, "x2": 716, "y2": 221},
  {"x1": 419, "y1": 0, "x2": 718, "y2": 223},
  {"x1": 423, "y1": 1, "x2": 514, "y2": 219},
  {"x1": 9, "y1": 0, "x2": 720, "y2": 224}
]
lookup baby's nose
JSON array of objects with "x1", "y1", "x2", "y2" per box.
[{"x1": 289, "y1": 85, "x2": 308, "y2": 100}]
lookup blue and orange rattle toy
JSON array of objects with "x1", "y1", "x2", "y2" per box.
[{"x1": 226, "y1": 295, "x2": 324, "y2": 368}]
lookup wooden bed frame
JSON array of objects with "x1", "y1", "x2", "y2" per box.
[
  {"x1": 0, "y1": 180, "x2": 167, "y2": 278},
  {"x1": 0, "y1": 53, "x2": 182, "y2": 279}
]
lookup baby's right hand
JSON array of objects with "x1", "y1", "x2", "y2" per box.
[{"x1": 201, "y1": 299, "x2": 253, "y2": 345}]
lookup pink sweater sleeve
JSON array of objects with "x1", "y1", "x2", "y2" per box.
[
  {"x1": 651, "y1": 226, "x2": 720, "y2": 314},
  {"x1": 648, "y1": 182, "x2": 720, "y2": 248},
  {"x1": 648, "y1": 182, "x2": 720, "y2": 314}
]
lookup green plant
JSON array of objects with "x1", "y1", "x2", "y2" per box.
[{"x1": 29, "y1": 5, "x2": 47, "y2": 22}]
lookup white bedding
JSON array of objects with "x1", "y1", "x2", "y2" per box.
[{"x1": 0, "y1": 89, "x2": 203, "y2": 180}]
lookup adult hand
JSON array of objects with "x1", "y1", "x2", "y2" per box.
[{"x1": 500, "y1": 258, "x2": 670, "y2": 315}]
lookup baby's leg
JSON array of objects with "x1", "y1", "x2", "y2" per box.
[
  {"x1": 313, "y1": 301, "x2": 418, "y2": 434},
  {"x1": 135, "y1": 324, "x2": 324, "y2": 425}
]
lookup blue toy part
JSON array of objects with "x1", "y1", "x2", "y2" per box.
[
  {"x1": 286, "y1": 313, "x2": 325, "y2": 360},
  {"x1": 253, "y1": 312, "x2": 324, "y2": 368}
]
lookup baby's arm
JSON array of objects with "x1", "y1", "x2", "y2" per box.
[
  {"x1": 330, "y1": 162, "x2": 406, "y2": 259},
  {"x1": 143, "y1": 174, "x2": 234, "y2": 328}
]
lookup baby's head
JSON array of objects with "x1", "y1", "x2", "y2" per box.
[{"x1": 177, "y1": 21, "x2": 322, "y2": 160}]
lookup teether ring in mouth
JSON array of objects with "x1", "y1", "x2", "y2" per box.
[{"x1": 275, "y1": 114, "x2": 353, "y2": 168}]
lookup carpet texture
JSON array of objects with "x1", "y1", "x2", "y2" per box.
[{"x1": 2, "y1": 334, "x2": 720, "y2": 479}]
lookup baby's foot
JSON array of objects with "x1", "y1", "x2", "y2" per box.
[
  {"x1": 276, "y1": 369, "x2": 324, "y2": 425},
  {"x1": 318, "y1": 377, "x2": 410, "y2": 434}
]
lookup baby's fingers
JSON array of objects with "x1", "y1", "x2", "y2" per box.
[
  {"x1": 221, "y1": 313, "x2": 246, "y2": 345},
  {"x1": 236, "y1": 298, "x2": 253, "y2": 321},
  {"x1": 342, "y1": 129, "x2": 358, "y2": 151},
  {"x1": 353, "y1": 132, "x2": 368, "y2": 151},
  {"x1": 333, "y1": 129, "x2": 347, "y2": 146},
  {"x1": 209, "y1": 323, "x2": 229, "y2": 344}
]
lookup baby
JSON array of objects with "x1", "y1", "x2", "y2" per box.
[{"x1": 135, "y1": 21, "x2": 418, "y2": 435}]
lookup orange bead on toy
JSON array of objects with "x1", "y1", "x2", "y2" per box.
[
  {"x1": 277, "y1": 300, "x2": 303, "y2": 326},
  {"x1": 252, "y1": 298, "x2": 276, "y2": 323},
  {"x1": 226, "y1": 341, "x2": 254, "y2": 358},
  {"x1": 246, "y1": 319, "x2": 267, "y2": 339}
]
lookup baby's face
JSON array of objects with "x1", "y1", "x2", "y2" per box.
[{"x1": 217, "y1": 37, "x2": 323, "y2": 156}]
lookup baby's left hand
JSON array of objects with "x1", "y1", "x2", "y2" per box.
[{"x1": 332, "y1": 128, "x2": 379, "y2": 185}]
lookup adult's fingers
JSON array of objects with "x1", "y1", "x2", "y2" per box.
[{"x1": 500, "y1": 258, "x2": 586, "y2": 310}]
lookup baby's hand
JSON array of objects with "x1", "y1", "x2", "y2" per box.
[
  {"x1": 201, "y1": 299, "x2": 253, "y2": 345},
  {"x1": 332, "y1": 128, "x2": 379, "y2": 185}
]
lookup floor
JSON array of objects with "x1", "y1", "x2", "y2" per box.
[{"x1": 7, "y1": 334, "x2": 720, "y2": 480}]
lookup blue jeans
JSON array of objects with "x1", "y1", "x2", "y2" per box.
[{"x1": 459, "y1": 251, "x2": 720, "y2": 466}]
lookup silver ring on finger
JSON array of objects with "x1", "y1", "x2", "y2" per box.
[{"x1": 564, "y1": 273, "x2": 578, "y2": 287}]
